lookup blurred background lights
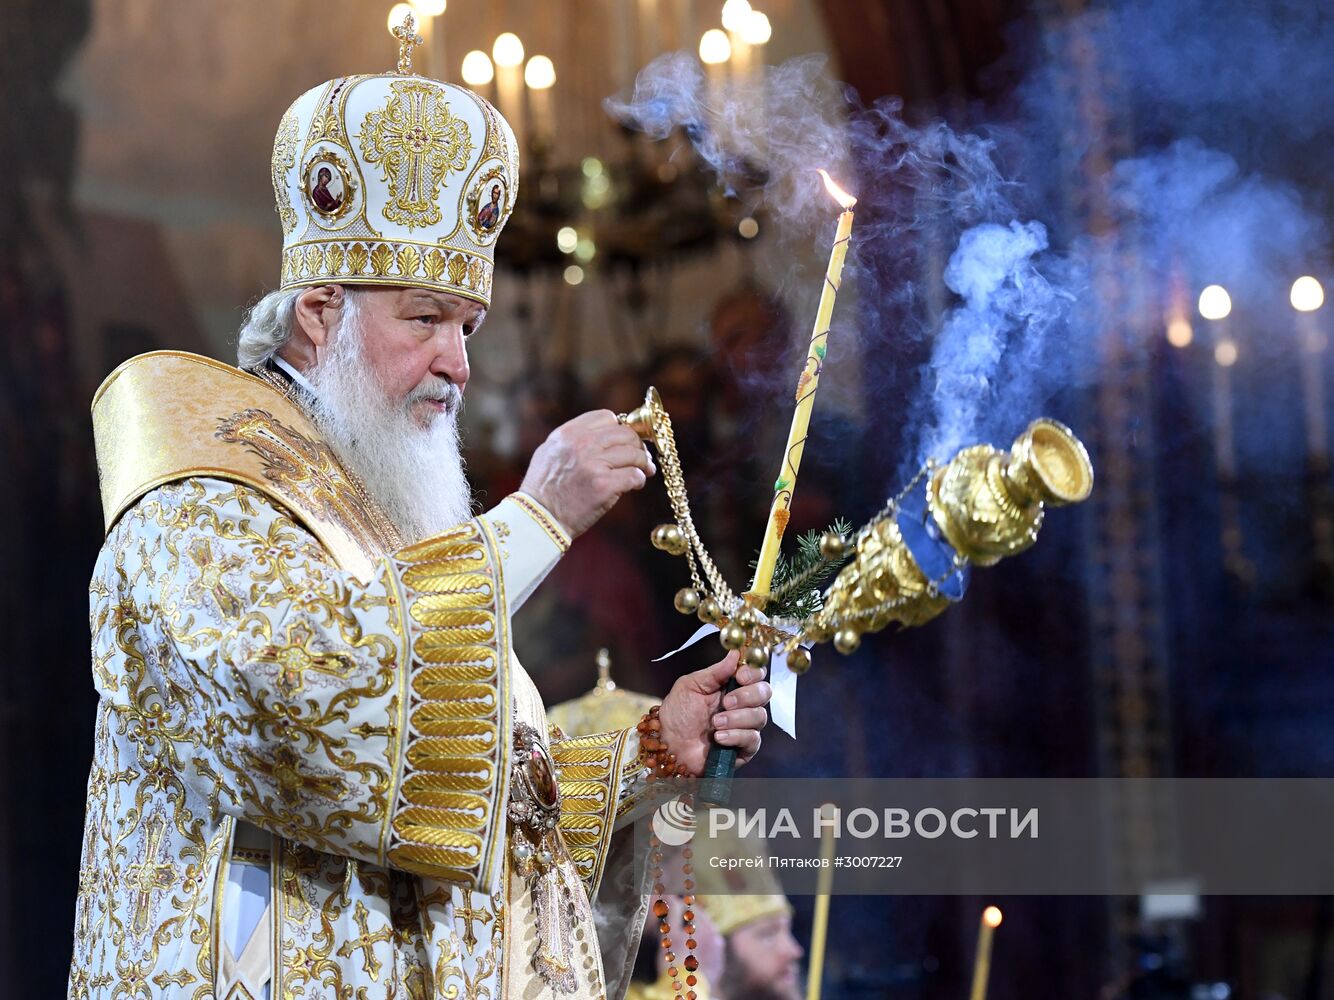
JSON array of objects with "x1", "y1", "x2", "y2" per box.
[
  {"x1": 741, "y1": 10, "x2": 772, "y2": 45},
  {"x1": 1167, "y1": 315, "x2": 1193, "y2": 348},
  {"x1": 574, "y1": 237, "x2": 597, "y2": 263},
  {"x1": 524, "y1": 55, "x2": 556, "y2": 90},
  {"x1": 581, "y1": 156, "x2": 604, "y2": 178},
  {"x1": 721, "y1": 0, "x2": 753, "y2": 33},
  {"x1": 410, "y1": 0, "x2": 446, "y2": 16},
  {"x1": 737, "y1": 216, "x2": 760, "y2": 239},
  {"x1": 555, "y1": 226, "x2": 578, "y2": 254},
  {"x1": 1215, "y1": 339, "x2": 1238, "y2": 367},
  {"x1": 1198, "y1": 284, "x2": 1232, "y2": 321},
  {"x1": 699, "y1": 29, "x2": 732, "y2": 64},
  {"x1": 460, "y1": 50, "x2": 494, "y2": 86},
  {"x1": 492, "y1": 32, "x2": 525, "y2": 68},
  {"x1": 563, "y1": 264, "x2": 585, "y2": 286},
  {"x1": 582, "y1": 172, "x2": 611, "y2": 209},
  {"x1": 1291, "y1": 275, "x2": 1325, "y2": 312}
]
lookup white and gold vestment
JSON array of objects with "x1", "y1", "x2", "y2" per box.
[{"x1": 70, "y1": 352, "x2": 653, "y2": 998}]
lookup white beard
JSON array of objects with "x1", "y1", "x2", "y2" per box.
[{"x1": 302, "y1": 298, "x2": 473, "y2": 544}]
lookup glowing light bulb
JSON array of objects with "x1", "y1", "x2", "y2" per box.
[
  {"x1": 1291, "y1": 275, "x2": 1325, "y2": 312},
  {"x1": 1215, "y1": 340, "x2": 1238, "y2": 367},
  {"x1": 493, "y1": 32, "x2": 525, "y2": 68},
  {"x1": 556, "y1": 226, "x2": 578, "y2": 254},
  {"x1": 983, "y1": 906, "x2": 1003, "y2": 928},
  {"x1": 1198, "y1": 284, "x2": 1232, "y2": 321},
  {"x1": 741, "y1": 10, "x2": 772, "y2": 45},
  {"x1": 388, "y1": 4, "x2": 416, "y2": 33},
  {"x1": 413, "y1": 0, "x2": 446, "y2": 16},
  {"x1": 524, "y1": 55, "x2": 556, "y2": 90},
  {"x1": 461, "y1": 50, "x2": 494, "y2": 85},
  {"x1": 564, "y1": 264, "x2": 585, "y2": 286},
  {"x1": 699, "y1": 28, "x2": 732, "y2": 64},
  {"x1": 1167, "y1": 316, "x2": 1193, "y2": 348},
  {"x1": 721, "y1": 0, "x2": 753, "y2": 32}
]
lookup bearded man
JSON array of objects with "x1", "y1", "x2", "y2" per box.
[
  {"x1": 69, "y1": 29, "x2": 772, "y2": 1000},
  {"x1": 696, "y1": 846, "x2": 804, "y2": 1000}
]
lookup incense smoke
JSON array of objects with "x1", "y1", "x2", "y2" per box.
[{"x1": 607, "y1": 0, "x2": 1332, "y2": 477}]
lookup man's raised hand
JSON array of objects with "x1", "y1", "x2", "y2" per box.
[{"x1": 520, "y1": 410, "x2": 657, "y2": 539}]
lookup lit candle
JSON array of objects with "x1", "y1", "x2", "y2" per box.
[
  {"x1": 1292, "y1": 276, "x2": 1328, "y2": 462},
  {"x1": 413, "y1": 0, "x2": 448, "y2": 77},
  {"x1": 968, "y1": 906, "x2": 1003, "y2": 1000},
  {"x1": 750, "y1": 170, "x2": 856, "y2": 600},
  {"x1": 1198, "y1": 284, "x2": 1236, "y2": 479},
  {"x1": 699, "y1": 28, "x2": 731, "y2": 91},
  {"x1": 492, "y1": 32, "x2": 526, "y2": 151},
  {"x1": 805, "y1": 804, "x2": 838, "y2": 1000},
  {"x1": 722, "y1": 0, "x2": 752, "y2": 81},
  {"x1": 524, "y1": 55, "x2": 556, "y2": 141}
]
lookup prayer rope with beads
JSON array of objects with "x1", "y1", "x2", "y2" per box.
[{"x1": 639, "y1": 704, "x2": 700, "y2": 1000}]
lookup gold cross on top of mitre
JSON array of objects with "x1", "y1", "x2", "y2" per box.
[{"x1": 392, "y1": 10, "x2": 424, "y2": 75}]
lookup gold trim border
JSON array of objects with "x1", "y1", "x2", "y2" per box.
[
  {"x1": 386, "y1": 520, "x2": 513, "y2": 889},
  {"x1": 550, "y1": 728, "x2": 632, "y2": 897},
  {"x1": 509, "y1": 492, "x2": 572, "y2": 553},
  {"x1": 279, "y1": 238, "x2": 494, "y2": 306}
]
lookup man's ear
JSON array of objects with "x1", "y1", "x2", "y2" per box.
[{"x1": 285, "y1": 285, "x2": 345, "y2": 370}]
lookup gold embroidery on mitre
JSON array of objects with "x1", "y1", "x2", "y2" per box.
[
  {"x1": 280, "y1": 239, "x2": 493, "y2": 301},
  {"x1": 272, "y1": 105, "x2": 300, "y2": 234},
  {"x1": 359, "y1": 80, "x2": 475, "y2": 231}
]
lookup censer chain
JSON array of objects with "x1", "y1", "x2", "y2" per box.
[{"x1": 648, "y1": 396, "x2": 737, "y2": 609}]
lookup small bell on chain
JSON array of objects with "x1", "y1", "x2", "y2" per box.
[
  {"x1": 833, "y1": 627, "x2": 861, "y2": 655},
  {"x1": 719, "y1": 623, "x2": 747, "y2": 651},
  {"x1": 650, "y1": 523, "x2": 688, "y2": 556},
  {"x1": 673, "y1": 588, "x2": 702, "y2": 615},
  {"x1": 786, "y1": 646, "x2": 812, "y2": 675},
  {"x1": 819, "y1": 531, "x2": 848, "y2": 561}
]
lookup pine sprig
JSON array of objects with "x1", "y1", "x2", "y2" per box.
[{"x1": 751, "y1": 517, "x2": 855, "y2": 621}]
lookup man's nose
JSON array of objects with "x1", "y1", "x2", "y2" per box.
[
  {"x1": 784, "y1": 932, "x2": 804, "y2": 960},
  {"x1": 432, "y1": 327, "x2": 470, "y2": 388}
]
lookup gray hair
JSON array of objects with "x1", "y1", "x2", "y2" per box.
[
  {"x1": 237, "y1": 286, "x2": 364, "y2": 369},
  {"x1": 237, "y1": 287, "x2": 302, "y2": 369}
]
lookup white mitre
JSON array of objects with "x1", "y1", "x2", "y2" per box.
[{"x1": 270, "y1": 13, "x2": 518, "y2": 306}]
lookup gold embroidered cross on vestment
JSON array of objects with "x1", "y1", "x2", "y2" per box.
[
  {"x1": 125, "y1": 814, "x2": 177, "y2": 938},
  {"x1": 337, "y1": 900, "x2": 394, "y2": 979}
]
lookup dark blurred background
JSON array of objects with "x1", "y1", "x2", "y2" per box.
[{"x1": 4, "y1": 0, "x2": 1333, "y2": 997}]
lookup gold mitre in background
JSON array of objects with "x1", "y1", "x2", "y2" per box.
[
  {"x1": 547, "y1": 649, "x2": 659, "y2": 739},
  {"x1": 270, "y1": 12, "x2": 518, "y2": 306},
  {"x1": 692, "y1": 828, "x2": 792, "y2": 937}
]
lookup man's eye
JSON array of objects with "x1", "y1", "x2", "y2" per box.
[{"x1": 414, "y1": 315, "x2": 437, "y2": 325}]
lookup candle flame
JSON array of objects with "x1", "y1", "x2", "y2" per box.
[
  {"x1": 983, "y1": 906, "x2": 1003, "y2": 928},
  {"x1": 817, "y1": 169, "x2": 857, "y2": 210}
]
